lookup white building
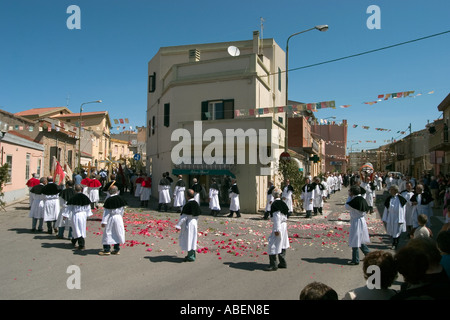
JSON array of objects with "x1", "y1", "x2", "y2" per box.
[{"x1": 146, "y1": 31, "x2": 287, "y2": 213}]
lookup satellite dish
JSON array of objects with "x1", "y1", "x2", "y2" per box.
[{"x1": 227, "y1": 45, "x2": 240, "y2": 57}]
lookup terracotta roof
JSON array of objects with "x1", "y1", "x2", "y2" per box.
[
  {"x1": 15, "y1": 107, "x2": 70, "y2": 117},
  {"x1": 52, "y1": 111, "x2": 107, "y2": 118},
  {"x1": 6, "y1": 130, "x2": 43, "y2": 144}
]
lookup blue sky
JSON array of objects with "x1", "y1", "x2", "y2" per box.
[{"x1": 1, "y1": 0, "x2": 449, "y2": 152}]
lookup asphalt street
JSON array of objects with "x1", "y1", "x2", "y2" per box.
[{"x1": 0, "y1": 186, "x2": 445, "y2": 304}]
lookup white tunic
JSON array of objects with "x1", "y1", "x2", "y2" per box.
[
  {"x1": 43, "y1": 194, "x2": 60, "y2": 222},
  {"x1": 101, "y1": 206, "x2": 125, "y2": 245},
  {"x1": 265, "y1": 193, "x2": 274, "y2": 212},
  {"x1": 326, "y1": 176, "x2": 334, "y2": 194},
  {"x1": 321, "y1": 181, "x2": 328, "y2": 198},
  {"x1": 89, "y1": 187, "x2": 100, "y2": 203},
  {"x1": 282, "y1": 186, "x2": 294, "y2": 212},
  {"x1": 55, "y1": 198, "x2": 69, "y2": 228},
  {"x1": 63, "y1": 204, "x2": 92, "y2": 238},
  {"x1": 268, "y1": 210, "x2": 290, "y2": 255},
  {"x1": 140, "y1": 187, "x2": 151, "y2": 201},
  {"x1": 345, "y1": 196, "x2": 370, "y2": 247},
  {"x1": 361, "y1": 182, "x2": 375, "y2": 207},
  {"x1": 29, "y1": 194, "x2": 45, "y2": 219},
  {"x1": 134, "y1": 182, "x2": 142, "y2": 197},
  {"x1": 401, "y1": 190, "x2": 415, "y2": 226},
  {"x1": 229, "y1": 191, "x2": 240, "y2": 211},
  {"x1": 176, "y1": 213, "x2": 198, "y2": 252},
  {"x1": 300, "y1": 187, "x2": 314, "y2": 211},
  {"x1": 313, "y1": 185, "x2": 324, "y2": 208},
  {"x1": 173, "y1": 185, "x2": 186, "y2": 207},
  {"x1": 208, "y1": 188, "x2": 220, "y2": 210},
  {"x1": 382, "y1": 195, "x2": 406, "y2": 238},
  {"x1": 158, "y1": 185, "x2": 171, "y2": 203},
  {"x1": 411, "y1": 194, "x2": 433, "y2": 228}
]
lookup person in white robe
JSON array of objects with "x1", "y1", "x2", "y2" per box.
[
  {"x1": 158, "y1": 173, "x2": 171, "y2": 211},
  {"x1": 376, "y1": 175, "x2": 383, "y2": 191},
  {"x1": 360, "y1": 176, "x2": 376, "y2": 214},
  {"x1": 333, "y1": 175, "x2": 339, "y2": 193},
  {"x1": 337, "y1": 174, "x2": 343, "y2": 191},
  {"x1": 400, "y1": 182, "x2": 415, "y2": 234},
  {"x1": 134, "y1": 174, "x2": 144, "y2": 198},
  {"x1": 175, "y1": 189, "x2": 202, "y2": 262},
  {"x1": 56, "y1": 181, "x2": 76, "y2": 239},
  {"x1": 173, "y1": 175, "x2": 186, "y2": 213},
  {"x1": 301, "y1": 178, "x2": 315, "y2": 218},
  {"x1": 265, "y1": 188, "x2": 290, "y2": 271},
  {"x1": 227, "y1": 179, "x2": 241, "y2": 218},
  {"x1": 385, "y1": 174, "x2": 393, "y2": 191},
  {"x1": 264, "y1": 181, "x2": 275, "y2": 220},
  {"x1": 190, "y1": 178, "x2": 202, "y2": 205},
  {"x1": 29, "y1": 177, "x2": 47, "y2": 232},
  {"x1": 98, "y1": 186, "x2": 126, "y2": 255},
  {"x1": 63, "y1": 184, "x2": 92, "y2": 250},
  {"x1": 312, "y1": 177, "x2": 325, "y2": 215},
  {"x1": 208, "y1": 178, "x2": 221, "y2": 216},
  {"x1": 42, "y1": 177, "x2": 60, "y2": 234},
  {"x1": 139, "y1": 175, "x2": 152, "y2": 207},
  {"x1": 345, "y1": 185, "x2": 370, "y2": 265},
  {"x1": 382, "y1": 185, "x2": 407, "y2": 250},
  {"x1": 326, "y1": 174, "x2": 335, "y2": 198},
  {"x1": 282, "y1": 179, "x2": 294, "y2": 216},
  {"x1": 88, "y1": 175, "x2": 102, "y2": 209},
  {"x1": 80, "y1": 176, "x2": 91, "y2": 197},
  {"x1": 410, "y1": 184, "x2": 434, "y2": 228}
]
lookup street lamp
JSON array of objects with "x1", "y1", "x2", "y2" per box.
[
  {"x1": 285, "y1": 25, "x2": 328, "y2": 151},
  {"x1": 78, "y1": 100, "x2": 102, "y2": 170}
]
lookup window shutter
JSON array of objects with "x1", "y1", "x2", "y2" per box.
[
  {"x1": 164, "y1": 103, "x2": 170, "y2": 127},
  {"x1": 223, "y1": 100, "x2": 234, "y2": 119},
  {"x1": 148, "y1": 72, "x2": 156, "y2": 93},
  {"x1": 201, "y1": 101, "x2": 208, "y2": 120}
]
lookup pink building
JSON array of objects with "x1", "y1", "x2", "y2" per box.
[
  {"x1": 1, "y1": 131, "x2": 44, "y2": 204},
  {"x1": 0, "y1": 110, "x2": 45, "y2": 205}
]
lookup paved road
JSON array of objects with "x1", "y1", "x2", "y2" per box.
[{"x1": 0, "y1": 187, "x2": 445, "y2": 305}]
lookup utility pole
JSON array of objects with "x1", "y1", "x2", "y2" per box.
[{"x1": 409, "y1": 123, "x2": 412, "y2": 176}]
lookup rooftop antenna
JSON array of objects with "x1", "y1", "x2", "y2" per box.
[{"x1": 260, "y1": 17, "x2": 265, "y2": 55}]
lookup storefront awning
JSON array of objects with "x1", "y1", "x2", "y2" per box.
[{"x1": 172, "y1": 169, "x2": 236, "y2": 178}]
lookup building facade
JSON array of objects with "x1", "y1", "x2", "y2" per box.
[
  {"x1": 311, "y1": 120, "x2": 348, "y2": 173},
  {"x1": 0, "y1": 109, "x2": 45, "y2": 204},
  {"x1": 147, "y1": 31, "x2": 287, "y2": 212}
]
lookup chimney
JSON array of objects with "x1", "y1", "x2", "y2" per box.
[
  {"x1": 189, "y1": 49, "x2": 200, "y2": 62},
  {"x1": 253, "y1": 31, "x2": 260, "y2": 55}
]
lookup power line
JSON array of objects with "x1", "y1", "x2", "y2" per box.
[{"x1": 283, "y1": 29, "x2": 450, "y2": 74}]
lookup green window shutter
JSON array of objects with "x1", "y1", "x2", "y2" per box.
[
  {"x1": 223, "y1": 99, "x2": 234, "y2": 119},
  {"x1": 201, "y1": 101, "x2": 208, "y2": 120},
  {"x1": 164, "y1": 103, "x2": 170, "y2": 127}
]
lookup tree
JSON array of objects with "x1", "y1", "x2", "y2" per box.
[
  {"x1": 275, "y1": 159, "x2": 305, "y2": 212},
  {"x1": 0, "y1": 163, "x2": 10, "y2": 209}
]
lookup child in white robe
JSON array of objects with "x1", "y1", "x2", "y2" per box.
[
  {"x1": 99, "y1": 186, "x2": 126, "y2": 255},
  {"x1": 265, "y1": 188, "x2": 290, "y2": 271},
  {"x1": 63, "y1": 184, "x2": 92, "y2": 250},
  {"x1": 175, "y1": 189, "x2": 201, "y2": 262},
  {"x1": 345, "y1": 185, "x2": 371, "y2": 265}
]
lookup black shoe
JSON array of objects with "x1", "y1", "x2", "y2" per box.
[
  {"x1": 277, "y1": 264, "x2": 287, "y2": 269},
  {"x1": 264, "y1": 266, "x2": 278, "y2": 271}
]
